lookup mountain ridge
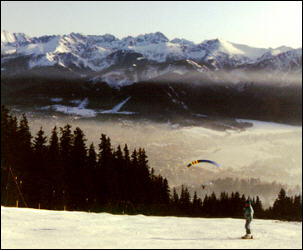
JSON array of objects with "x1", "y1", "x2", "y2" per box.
[
  {"x1": 2, "y1": 31, "x2": 299, "y2": 73},
  {"x1": 2, "y1": 31, "x2": 301, "y2": 89},
  {"x1": 1, "y1": 31, "x2": 301, "y2": 125}
]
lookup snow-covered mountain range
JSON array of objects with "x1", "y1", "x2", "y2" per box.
[
  {"x1": 1, "y1": 30, "x2": 302, "y2": 88},
  {"x1": 1, "y1": 31, "x2": 301, "y2": 125}
]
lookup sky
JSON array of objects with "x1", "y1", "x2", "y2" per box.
[{"x1": 1, "y1": 1, "x2": 302, "y2": 48}]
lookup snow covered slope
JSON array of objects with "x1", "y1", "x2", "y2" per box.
[
  {"x1": 245, "y1": 48, "x2": 302, "y2": 72},
  {"x1": 1, "y1": 206, "x2": 302, "y2": 249}
]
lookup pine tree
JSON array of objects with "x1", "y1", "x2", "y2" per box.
[
  {"x1": 1, "y1": 106, "x2": 10, "y2": 167},
  {"x1": 233, "y1": 191, "x2": 242, "y2": 217},
  {"x1": 179, "y1": 185, "x2": 191, "y2": 214},
  {"x1": 209, "y1": 192, "x2": 218, "y2": 217},
  {"x1": 33, "y1": 127, "x2": 48, "y2": 155},
  {"x1": 192, "y1": 191, "x2": 200, "y2": 216},
  {"x1": 49, "y1": 126, "x2": 60, "y2": 159},
  {"x1": 254, "y1": 196, "x2": 264, "y2": 218},
  {"x1": 18, "y1": 114, "x2": 32, "y2": 152},
  {"x1": 122, "y1": 144, "x2": 131, "y2": 202},
  {"x1": 202, "y1": 194, "x2": 209, "y2": 216},
  {"x1": 1, "y1": 107, "x2": 18, "y2": 206},
  {"x1": 1, "y1": 106, "x2": 10, "y2": 204},
  {"x1": 129, "y1": 149, "x2": 140, "y2": 203},
  {"x1": 16, "y1": 114, "x2": 33, "y2": 207},
  {"x1": 161, "y1": 178, "x2": 170, "y2": 204},
  {"x1": 32, "y1": 127, "x2": 49, "y2": 208},
  {"x1": 47, "y1": 126, "x2": 63, "y2": 210},
  {"x1": 59, "y1": 124, "x2": 73, "y2": 209},
  {"x1": 59, "y1": 124, "x2": 73, "y2": 160},
  {"x1": 131, "y1": 149, "x2": 138, "y2": 167},
  {"x1": 97, "y1": 134, "x2": 114, "y2": 204},
  {"x1": 123, "y1": 144, "x2": 131, "y2": 165},
  {"x1": 292, "y1": 195, "x2": 302, "y2": 221},
  {"x1": 88, "y1": 143, "x2": 97, "y2": 169},
  {"x1": 113, "y1": 145, "x2": 124, "y2": 202},
  {"x1": 272, "y1": 188, "x2": 289, "y2": 220},
  {"x1": 87, "y1": 143, "x2": 97, "y2": 211},
  {"x1": 98, "y1": 134, "x2": 113, "y2": 165},
  {"x1": 219, "y1": 192, "x2": 229, "y2": 217},
  {"x1": 137, "y1": 148, "x2": 151, "y2": 204},
  {"x1": 70, "y1": 127, "x2": 87, "y2": 210},
  {"x1": 172, "y1": 187, "x2": 179, "y2": 205}
]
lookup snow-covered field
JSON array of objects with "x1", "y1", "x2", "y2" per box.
[{"x1": 1, "y1": 206, "x2": 302, "y2": 249}]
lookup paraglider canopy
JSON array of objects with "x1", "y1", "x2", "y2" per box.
[{"x1": 186, "y1": 159, "x2": 221, "y2": 169}]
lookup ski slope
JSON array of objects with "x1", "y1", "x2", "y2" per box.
[{"x1": 1, "y1": 206, "x2": 302, "y2": 249}]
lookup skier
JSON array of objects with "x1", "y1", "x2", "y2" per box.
[{"x1": 242, "y1": 199, "x2": 254, "y2": 239}]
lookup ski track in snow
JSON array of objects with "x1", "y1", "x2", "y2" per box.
[{"x1": 1, "y1": 206, "x2": 302, "y2": 249}]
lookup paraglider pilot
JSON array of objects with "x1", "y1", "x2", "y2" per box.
[{"x1": 242, "y1": 199, "x2": 254, "y2": 239}]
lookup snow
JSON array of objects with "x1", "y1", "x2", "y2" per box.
[
  {"x1": 1, "y1": 31, "x2": 297, "y2": 68},
  {"x1": 173, "y1": 69, "x2": 185, "y2": 75},
  {"x1": 40, "y1": 98, "x2": 97, "y2": 117},
  {"x1": 1, "y1": 31, "x2": 301, "y2": 85},
  {"x1": 217, "y1": 39, "x2": 245, "y2": 56},
  {"x1": 40, "y1": 97, "x2": 135, "y2": 116},
  {"x1": 1, "y1": 44, "x2": 17, "y2": 55},
  {"x1": 229, "y1": 42, "x2": 269, "y2": 60},
  {"x1": 186, "y1": 59, "x2": 202, "y2": 68},
  {"x1": 1, "y1": 30, "x2": 30, "y2": 45},
  {"x1": 101, "y1": 97, "x2": 136, "y2": 114},
  {"x1": 99, "y1": 71, "x2": 134, "y2": 89},
  {"x1": 1, "y1": 206, "x2": 302, "y2": 249},
  {"x1": 1, "y1": 30, "x2": 17, "y2": 44},
  {"x1": 70, "y1": 99, "x2": 82, "y2": 105},
  {"x1": 47, "y1": 104, "x2": 97, "y2": 117},
  {"x1": 28, "y1": 54, "x2": 57, "y2": 69},
  {"x1": 77, "y1": 98, "x2": 89, "y2": 109},
  {"x1": 17, "y1": 36, "x2": 61, "y2": 55},
  {"x1": 51, "y1": 98, "x2": 63, "y2": 103}
]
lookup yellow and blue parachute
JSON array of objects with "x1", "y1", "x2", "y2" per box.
[{"x1": 186, "y1": 159, "x2": 221, "y2": 169}]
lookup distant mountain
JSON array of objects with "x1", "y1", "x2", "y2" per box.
[
  {"x1": 241, "y1": 48, "x2": 302, "y2": 72},
  {"x1": 2, "y1": 31, "x2": 301, "y2": 87},
  {"x1": 1, "y1": 31, "x2": 302, "y2": 125}
]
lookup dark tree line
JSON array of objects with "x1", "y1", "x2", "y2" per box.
[
  {"x1": 170, "y1": 187, "x2": 301, "y2": 221},
  {"x1": 1, "y1": 106, "x2": 301, "y2": 221},
  {"x1": 1, "y1": 106, "x2": 170, "y2": 214}
]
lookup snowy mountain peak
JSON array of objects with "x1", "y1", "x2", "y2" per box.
[
  {"x1": 1, "y1": 30, "x2": 30, "y2": 45},
  {"x1": 1, "y1": 30, "x2": 15, "y2": 44},
  {"x1": 90, "y1": 33, "x2": 119, "y2": 43},
  {"x1": 200, "y1": 38, "x2": 245, "y2": 56},
  {"x1": 134, "y1": 32, "x2": 169, "y2": 44},
  {"x1": 171, "y1": 38, "x2": 195, "y2": 46},
  {"x1": 69, "y1": 32, "x2": 86, "y2": 40}
]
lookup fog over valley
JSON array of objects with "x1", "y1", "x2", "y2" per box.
[{"x1": 24, "y1": 114, "x2": 302, "y2": 207}]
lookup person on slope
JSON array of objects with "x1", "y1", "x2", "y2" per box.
[{"x1": 242, "y1": 199, "x2": 254, "y2": 239}]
